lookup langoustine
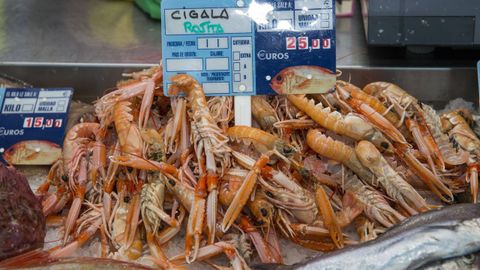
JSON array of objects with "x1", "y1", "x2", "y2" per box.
[{"x1": 9, "y1": 66, "x2": 480, "y2": 269}]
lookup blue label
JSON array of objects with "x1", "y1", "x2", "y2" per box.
[
  {"x1": 162, "y1": 0, "x2": 336, "y2": 96},
  {"x1": 477, "y1": 61, "x2": 480, "y2": 95},
  {"x1": 0, "y1": 88, "x2": 73, "y2": 165}
]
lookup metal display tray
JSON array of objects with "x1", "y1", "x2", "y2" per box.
[{"x1": 0, "y1": 64, "x2": 476, "y2": 109}]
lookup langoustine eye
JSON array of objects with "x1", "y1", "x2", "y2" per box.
[{"x1": 260, "y1": 208, "x2": 269, "y2": 217}]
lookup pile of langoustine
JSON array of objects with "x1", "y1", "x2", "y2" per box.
[{"x1": 4, "y1": 66, "x2": 480, "y2": 269}]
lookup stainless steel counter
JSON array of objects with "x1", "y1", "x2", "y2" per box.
[
  {"x1": 0, "y1": 0, "x2": 478, "y2": 107},
  {"x1": 0, "y1": 0, "x2": 160, "y2": 64}
]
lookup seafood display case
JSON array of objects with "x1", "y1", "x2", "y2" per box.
[{"x1": 0, "y1": 0, "x2": 476, "y2": 106}]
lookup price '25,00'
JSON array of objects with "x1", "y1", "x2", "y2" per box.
[{"x1": 286, "y1": 37, "x2": 331, "y2": 51}]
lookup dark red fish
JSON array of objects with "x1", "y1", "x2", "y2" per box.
[{"x1": 0, "y1": 164, "x2": 45, "y2": 260}]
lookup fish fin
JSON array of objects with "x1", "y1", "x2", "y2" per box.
[
  {"x1": 296, "y1": 79, "x2": 314, "y2": 90},
  {"x1": 296, "y1": 78, "x2": 336, "y2": 94}
]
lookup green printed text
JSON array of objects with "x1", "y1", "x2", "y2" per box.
[{"x1": 184, "y1": 21, "x2": 224, "y2": 34}]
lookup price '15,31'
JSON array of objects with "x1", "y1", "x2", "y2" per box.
[{"x1": 286, "y1": 37, "x2": 331, "y2": 51}]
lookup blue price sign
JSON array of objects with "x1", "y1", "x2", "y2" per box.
[
  {"x1": 162, "y1": 0, "x2": 336, "y2": 96},
  {"x1": 0, "y1": 88, "x2": 73, "y2": 165}
]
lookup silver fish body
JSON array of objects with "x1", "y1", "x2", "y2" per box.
[
  {"x1": 421, "y1": 254, "x2": 480, "y2": 270},
  {"x1": 256, "y1": 204, "x2": 480, "y2": 270}
]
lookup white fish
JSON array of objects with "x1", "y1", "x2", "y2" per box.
[
  {"x1": 270, "y1": 66, "x2": 336, "y2": 94},
  {"x1": 3, "y1": 140, "x2": 61, "y2": 165}
]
